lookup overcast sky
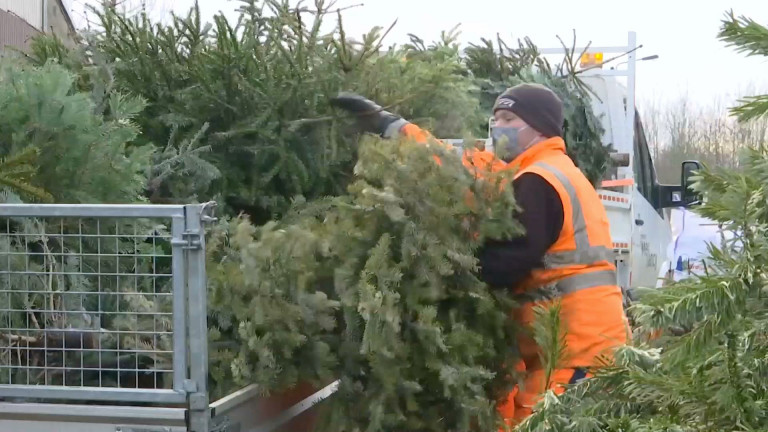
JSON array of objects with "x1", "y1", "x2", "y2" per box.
[{"x1": 63, "y1": 0, "x2": 768, "y2": 109}]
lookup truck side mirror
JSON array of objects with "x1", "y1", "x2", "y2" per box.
[
  {"x1": 681, "y1": 160, "x2": 703, "y2": 206},
  {"x1": 609, "y1": 152, "x2": 630, "y2": 167}
]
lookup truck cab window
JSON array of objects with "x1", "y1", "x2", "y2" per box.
[{"x1": 633, "y1": 112, "x2": 656, "y2": 204}]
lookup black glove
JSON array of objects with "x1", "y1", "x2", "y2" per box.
[{"x1": 330, "y1": 92, "x2": 404, "y2": 137}]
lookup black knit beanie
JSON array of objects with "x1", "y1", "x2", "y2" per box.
[{"x1": 492, "y1": 83, "x2": 564, "y2": 138}]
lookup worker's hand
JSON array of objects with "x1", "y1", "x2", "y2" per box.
[{"x1": 330, "y1": 92, "x2": 405, "y2": 137}]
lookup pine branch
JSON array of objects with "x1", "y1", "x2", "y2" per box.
[
  {"x1": 729, "y1": 94, "x2": 768, "y2": 123},
  {"x1": 532, "y1": 301, "x2": 569, "y2": 389},
  {"x1": 718, "y1": 10, "x2": 768, "y2": 58},
  {"x1": 0, "y1": 147, "x2": 54, "y2": 202},
  {"x1": 718, "y1": 11, "x2": 768, "y2": 123},
  {"x1": 0, "y1": 175, "x2": 53, "y2": 203}
]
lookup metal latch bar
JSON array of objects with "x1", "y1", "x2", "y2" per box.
[{"x1": 171, "y1": 230, "x2": 203, "y2": 249}]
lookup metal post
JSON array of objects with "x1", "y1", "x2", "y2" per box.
[
  {"x1": 171, "y1": 215, "x2": 188, "y2": 394},
  {"x1": 626, "y1": 31, "x2": 637, "y2": 161},
  {"x1": 184, "y1": 203, "x2": 215, "y2": 432},
  {"x1": 42, "y1": 0, "x2": 48, "y2": 32}
]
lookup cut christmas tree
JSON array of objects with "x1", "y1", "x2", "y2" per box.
[
  {"x1": 26, "y1": 0, "x2": 485, "y2": 224},
  {"x1": 7, "y1": 0, "x2": 629, "y2": 429},
  {"x1": 207, "y1": 132, "x2": 526, "y2": 432}
]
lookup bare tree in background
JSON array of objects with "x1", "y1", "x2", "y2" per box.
[
  {"x1": 640, "y1": 84, "x2": 768, "y2": 183},
  {"x1": 641, "y1": 96, "x2": 663, "y2": 162}
]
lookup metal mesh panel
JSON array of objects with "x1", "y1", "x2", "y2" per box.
[{"x1": 0, "y1": 205, "x2": 194, "y2": 403}]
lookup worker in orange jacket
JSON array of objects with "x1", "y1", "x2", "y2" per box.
[{"x1": 331, "y1": 84, "x2": 630, "y2": 428}]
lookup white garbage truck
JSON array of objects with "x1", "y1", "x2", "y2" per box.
[
  {"x1": 566, "y1": 35, "x2": 702, "y2": 297},
  {"x1": 0, "y1": 31, "x2": 702, "y2": 432}
]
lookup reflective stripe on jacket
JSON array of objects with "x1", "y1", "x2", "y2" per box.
[{"x1": 505, "y1": 137, "x2": 630, "y2": 367}]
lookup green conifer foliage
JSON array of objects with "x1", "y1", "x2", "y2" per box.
[
  {"x1": 5, "y1": 2, "x2": 647, "y2": 427},
  {"x1": 207, "y1": 134, "x2": 524, "y2": 431},
  {"x1": 0, "y1": 147, "x2": 52, "y2": 203},
  {"x1": 27, "y1": 0, "x2": 484, "y2": 223},
  {"x1": 719, "y1": 11, "x2": 768, "y2": 123},
  {"x1": 0, "y1": 60, "x2": 150, "y2": 204}
]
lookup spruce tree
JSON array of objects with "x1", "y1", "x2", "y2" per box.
[
  {"x1": 207, "y1": 134, "x2": 525, "y2": 431},
  {"x1": 0, "y1": 59, "x2": 150, "y2": 204},
  {"x1": 26, "y1": 0, "x2": 484, "y2": 223},
  {"x1": 718, "y1": 10, "x2": 768, "y2": 122},
  {"x1": 3, "y1": 2, "x2": 655, "y2": 427}
]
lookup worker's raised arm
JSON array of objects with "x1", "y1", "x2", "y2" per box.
[
  {"x1": 330, "y1": 92, "x2": 500, "y2": 174},
  {"x1": 330, "y1": 92, "x2": 437, "y2": 143}
]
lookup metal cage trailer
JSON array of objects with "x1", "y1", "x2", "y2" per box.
[{"x1": 0, "y1": 202, "x2": 326, "y2": 432}]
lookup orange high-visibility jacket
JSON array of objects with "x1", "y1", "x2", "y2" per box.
[
  {"x1": 501, "y1": 136, "x2": 630, "y2": 368},
  {"x1": 463, "y1": 147, "x2": 506, "y2": 177}
]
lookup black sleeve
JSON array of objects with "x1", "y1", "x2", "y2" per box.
[{"x1": 477, "y1": 172, "x2": 564, "y2": 289}]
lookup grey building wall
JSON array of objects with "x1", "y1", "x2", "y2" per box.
[
  {"x1": 0, "y1": 0, "x2": 76, "y2": 54},
  {"x1": 46, "y1": 0, "x2": 77, "y2": 47},
  {"x1": 0, "y1": 9, "x2": 39, "y2": 52}
]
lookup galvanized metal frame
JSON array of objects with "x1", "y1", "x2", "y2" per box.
[
  {"x1": 0, "y1": 401, "x2": 187, "y2": 423},
  {"x1": 183, "y1": 203, "x2": 214, "y2": 432},
  {"x1": 248, "y1": 380, "x2": 339, "y2": 432},
  {"x1": 0, "y1": 203, "x2": 214, "y2": 411},
  {"x1": 208, "y1": 380, "x2": 341, "y2": 432}
]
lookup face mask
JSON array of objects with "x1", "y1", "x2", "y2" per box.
[{"x1": 492, "y1": 125, "x2": 530, "y2": 162}]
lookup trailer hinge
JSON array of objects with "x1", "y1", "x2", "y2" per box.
[
  {"x1": 183, "y1": 379, "x2": 198, "y2": 393},
  {"x1": 171, "y1": 230, "x2": 203, "y2": 250}
]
